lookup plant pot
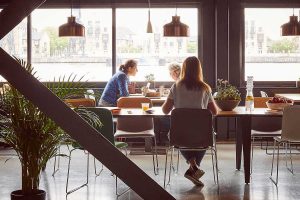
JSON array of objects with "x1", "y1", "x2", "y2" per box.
[
  {"x1": 215, "y1": 99, "x2": 240, "y2": 111},
  {"x1": 11, "y1": 190, "x2": 46, "y2": 200}
]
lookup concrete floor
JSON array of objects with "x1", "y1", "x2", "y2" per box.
[{"x1": 0, "y1": 143, "x2": 300, "y2": 200}]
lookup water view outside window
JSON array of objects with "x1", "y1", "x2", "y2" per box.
[
  {"x1": 116, "y1": 8, "x2": 198, "y2": 82},
  {"x1": 31, "y1": 9, "x2": 112, "y2": 81},
  {"x1": 245, "y1": 8, "x2": 300, "y2": 81},
  {"x1": 0, "y1": 9, "x2": 27, "y2": 81}
]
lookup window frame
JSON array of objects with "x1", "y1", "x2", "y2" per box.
[
  {"x1": 1, "y1": 3, "x2": 202, "y2": 84},
  {"x1": 241, "y1": 2, "x2": 300, "y2": 88}
]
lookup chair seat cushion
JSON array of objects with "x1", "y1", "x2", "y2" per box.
[
  {"x1": 115, "y1": 141, "x2": 128, "y2": 148},
  {"x1": 251, "y1": 130, "x2": 281, "y2": 137},
  {"x1": 114, "y1": 129, "x2": 155, "y2": 138}
]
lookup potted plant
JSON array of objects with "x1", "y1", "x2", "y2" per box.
[
  {"x1": 0, "y1": 58, "x2": 100, "y2": 200},
  {"x1": 145, "y1": 73, "x2": 155, "y2": 89},
  {"x1": 214, "y1": 79, "x2": 241, "y2": 111}
]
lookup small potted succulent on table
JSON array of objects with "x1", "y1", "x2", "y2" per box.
[{"x1": 214, "y1": 79, "x2": 241, "y2": 111}]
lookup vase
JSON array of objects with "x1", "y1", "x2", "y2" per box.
[
  {"x1": 11, "y1": 190, "x2": 46, "y2": 200},
  {"x1": 215, "y1": 100, "x2": 240, "y2": 111}
]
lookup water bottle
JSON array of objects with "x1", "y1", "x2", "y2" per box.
[
  {"x1": 245, "y1": 88, "x2": 254, "y2": 111},
  {"x1": 245, "y1": 76, "x2": 254, "y2": 111}
]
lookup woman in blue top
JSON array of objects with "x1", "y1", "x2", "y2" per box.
[{"x1": 99, "y1": 59, "x2": 138, "y2": 106}]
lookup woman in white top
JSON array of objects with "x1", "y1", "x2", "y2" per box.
[
  {"x1": 162, "y1": 56, "x2": 218, "y2": 186},
  {"x1": 168, "y1": 62, "x2": 181, "y2": 81}
]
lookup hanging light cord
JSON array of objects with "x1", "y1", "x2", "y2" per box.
[
  {"x1": 70, "y1": 0, "x2": 73, "y2": 16},
  {"x1": 148, "y1": 0, "x2": 151, "y2": 19}
]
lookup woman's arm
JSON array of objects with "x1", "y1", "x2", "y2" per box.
[
  {"x1": 162, "y1": 98, "x2": 174, "y2": 114},
  {"x1": 207, "y1": 99, "x2": 218, "y2": 115},
  {"x1": 117, "y1": 74, "x2": 129, "y2": 97}
]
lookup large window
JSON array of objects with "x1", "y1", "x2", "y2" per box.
[
  {"x1": 116, "y1": 8, "x2": 198, "y2": 82},
  {"x1": 31, "y1": 9, "x2": 112, "y2": 82},
  {"x1": 0, "y1": 10, "x2": 27, "y2": 81},
  {"x1": 245, "y1": 8, "x2": 300, "y2": 81}
]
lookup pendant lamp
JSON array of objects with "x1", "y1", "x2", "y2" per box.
[
  {"x1": 59, "y1": 0, "x2": 85, "y2": 37},
  {"x1": 281, "y1": 9, "x2": 300, "y2": 36},
  {"x1": 146, "y1": 0, "x2": 153, "y2": 33},
  {"x1": 163, "y1": 7, "x2": 189, "y2": 37}
]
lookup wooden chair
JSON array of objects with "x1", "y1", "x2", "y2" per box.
[
  {"x1": 115, "y1": 97, "x2": 159, "y2": 175},
  {"x1": 64, "y1": 98, "x2": 96, "y2": 107}
]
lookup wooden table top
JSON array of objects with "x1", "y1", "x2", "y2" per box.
[
  {"x1": 275, "y1": 93, "x2": 300, "y2": 102},
  {"x1": 101, "y1": 106, "x2": 283, "y2": 117}
]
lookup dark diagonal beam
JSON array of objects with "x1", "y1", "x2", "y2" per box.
[
  {"x1": 0, "y1": 1, "x2": 174, "y2": 199},
  {"x1": 0, "y1": 0, "x2": 46, "y2": 40}
]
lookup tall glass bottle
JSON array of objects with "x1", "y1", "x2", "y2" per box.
[{"x1": 245, "y1": 87, "x2": 254, "y2": 111}]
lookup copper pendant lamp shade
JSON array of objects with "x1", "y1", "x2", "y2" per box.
[
  {"x1": 59, "y1": 0, "x2": 85, "y2": 37},
  {"x1": 163, "y1": 15, "x2": 189, "y2": 37},
  {"x1": 59, "y1": 16, "x2": 85, "y2": 37},
  {"x1": 281, "y1": 15, "x2": 300, "y2": 36}
]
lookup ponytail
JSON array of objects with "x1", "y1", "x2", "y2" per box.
[{"x1": 119, "y1": 64, "x2": 125, "y2": 71}]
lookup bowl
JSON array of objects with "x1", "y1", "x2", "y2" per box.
[{"x1": 266, "y1": 102, "x2": 293, "y2": 111}]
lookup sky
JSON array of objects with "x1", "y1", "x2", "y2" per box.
[{"x1": 245, "y1": 8, "x2": 300, "y2": 40}]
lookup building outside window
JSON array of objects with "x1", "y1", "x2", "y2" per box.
[
  {"x1": 244, "y1": 8, "x2": 300, "y2": 82},
  {"x1": 116, "y1": 8, "x2": 198, "y2": 82},
  {"x1": 31, "y1": 9, "x2": 112, "y2": 82}
]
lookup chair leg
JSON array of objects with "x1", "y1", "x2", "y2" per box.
[
  {"x1": 211, "y1": 149, "x2": 216, "y2": 184},
  {"x1": 115, "y1": 176, "x2": 131, "y2": 197},
  {"x1": 94, "y1": 157, "x2": 103, "y2": 176},
  {"x1": 163, "y1": 148, "x2": 169, "y2": 188},
  {"x1": 152, "y1": 137, "x2": 159, "y2": 175},
  {"x1": 176, "y1": 149, "x2": 180, "y2": 174},
  {"x1": 66, "y1": 150, "x2": 89, "y2": 195},
  {"x1": 287, "y1": 142, "x2": 294, "y2": 174},
  {"x1": 212, "y1": 148, "x2": 219, "y2": 185},
  {"x1": 251, "y1": 137, "x2": 255, "y2": 174},
  {"x1": 52, "y1": 145, "x2": 61, "y2": 176},
  {"x1": 270, "y1": 141, "x2": 280, "y2": 186},
  {"x1": 167, "y1": 147, "x2": 173, "y2": 185}
]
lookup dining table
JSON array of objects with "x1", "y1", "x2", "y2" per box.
[{"x1": 103, "y1": 106, "x2": 283, "y2": 184}]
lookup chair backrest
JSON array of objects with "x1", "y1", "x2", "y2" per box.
[
  {"x1": 170, "y1": 108, "x2": 213, "y2": 148},
  {"x1": 117, "y1": 97, "x2": 153, "y2": 132},
  {"x1": 117, "y1": 97, "x2": 152, "y2": 108},
  {"x1": 254, "y1": 97, "x2": 271, "y2": 108},
  {"x1": 64, "y1": 98, "x2": 96, "y2": 107},
  {"x1": 281, "y1": 105, "x2": 300, "y2": 141},
  {"x1": 260, "y1": 91, "x2": 268, "y2": 97},
  {"x1": 86, "y1": 107, "x2": 115, "y2": 145},
  {"x1": 252, "y1": 97, "x2": 282, "y2": 131}
]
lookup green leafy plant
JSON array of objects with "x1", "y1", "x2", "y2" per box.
[
  {"x1": 0, "y1": 58, "x2": 101, "y2": 197},
  {"x1": 145, "y1": 73, "x2": 155, "y2": 82},
  {"x1": 214, "y1": 79, "x2": 241, "y2": 100}
]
